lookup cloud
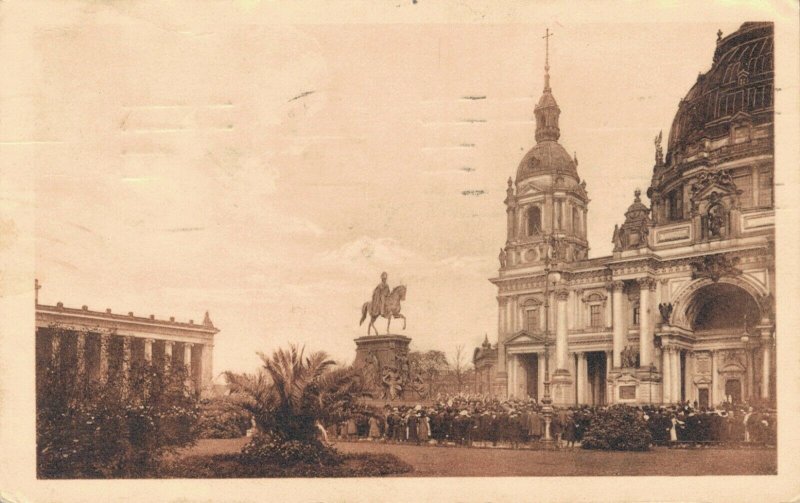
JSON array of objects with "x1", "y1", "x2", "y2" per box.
[{"x1": 316, "y1": 236, "x2": 421, "y2": 268}]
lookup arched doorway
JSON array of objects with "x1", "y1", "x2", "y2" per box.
[
  {"x1": 683, "y1": 281, "x2": 763, "y2": 405},
  {"x1": 688, "y1": 283, "x2": 761, "y2": 331}
]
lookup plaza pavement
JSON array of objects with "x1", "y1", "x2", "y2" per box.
[{"x1": 180, "y1": 438, "x2": 776, "y2": 477}]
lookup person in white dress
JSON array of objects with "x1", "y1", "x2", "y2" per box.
[{"x1": 669, "y1": 415, "x2": 685, "y2": 443}]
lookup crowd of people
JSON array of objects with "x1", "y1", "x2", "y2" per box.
[{"x1": 328, "y1": 395, "x2": 777, "y2": 449}]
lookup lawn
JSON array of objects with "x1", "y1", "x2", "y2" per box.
[{"x1": 173, "y1": 438, "x2": 776, "y2": 477}]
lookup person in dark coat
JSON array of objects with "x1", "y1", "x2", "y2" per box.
[
  {"x1": 528, "y1": 409, "x2": 543, "y2": 442},
  {"x1": 562, "y1": 413, "x2": 577, "y2": 448},
  {"x1": 407, "y1": 412, "x2": 419, "y2": 444},
  {"x1": 550, "y1": 414, "x2": 562, "y2": 448}
]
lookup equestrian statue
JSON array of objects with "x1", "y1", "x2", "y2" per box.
[{"x1": 359, "y1": 271, "x2": 407, "y2": 335}]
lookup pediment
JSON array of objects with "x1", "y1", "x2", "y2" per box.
[
  {"x1": 730, "y1": 110, "x2": 752, "y2": 125},
  {"x1": 689, "y1": 170, "x2": 740, "y2": 202},
  {"x1": 505, "y1": 330, "x2": 546, "y2": 345}
]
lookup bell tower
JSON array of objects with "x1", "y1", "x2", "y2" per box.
[{"x1": 500, "y1": 29, "x2": 590, "y2": 271}]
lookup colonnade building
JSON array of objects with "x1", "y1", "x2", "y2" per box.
[
  {"x1": 35, "y1": 283, "x2": 218, "y2": 397},
  {"x1": 474, "y1": 22, "x2": 775, "y2": 408}
]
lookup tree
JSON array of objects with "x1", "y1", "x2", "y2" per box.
[
  {"x1": 408, "y1": 350, "x2": 450, "y2": 398},
  {"x1": 452, "y1": 344, "x2": 466, "y2": 394},
  {"x1": 224, "y1": 345, "x2": 364, "y2": 443}
]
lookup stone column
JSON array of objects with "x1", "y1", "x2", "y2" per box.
[
  {"x1": 121, "y1": 336, "x2": 131, "y2": 377},
  {"x1": 498, "y1": 298, "x2": 509, "y2": 374},
  {"x1": 611, "y1": 281, "x2": 626, "y2": 367},
  {"x1": 605, "y1": 351, "x2": 613, "y2": 404},
  {"x1": 662, "y1": 345, "x2": 672, "y2": 403},
  {"x1": 506, "y1": 204, "x2": 516, "y2": 241},
  {"x1": 672, "y1": 349, "x2": 681, "y2": 403},
  {"x1": 746, "y1": 346, "x2": 755, "y2": 402},
  {"x1": 497, "y1": 297, "x2": 505, "y2": 337},
  {"x1": 75, "y1": 332, "x2": 86, "y2": 381},
  {"x1": 509, "y1": 354, "x2": 517, "y2": 398},
  {"x1": 98, "y1": 334, "x2": 110, "y2": 382},
  {"x1": 685, "y1": 351, "x2": 694, "y2": 403},
  {"x1": 761, "y1": 344, "x2": 770, "y2": 399},
  {"x1": 184, "y1": 343, "x2": 193, "y2": 370},
  {"x1": 555, "y1": 290, "x2": 570, "y2": 371},
  {"x1": 637, "y1": 278, "x2": 655, "y2": 367},
  {"x1": 144, "y1": 338, "x2": 154, "y2": 363},
  {"x1": 50, "y1": 332, "x2": 61, "y2": 366},
  {"x1": 164, "y1": 341, "x2": 174, "y2": 369},
  {"x1": 567, "y1": 290, "x2": 575, "y2": 330},
  {"x1": 535, "y1": 352, "x2": 542, "y2": 400},
  {"x1": 201, "y1": 343, "x2": 214, "y2": 395},
  {"x1": 577, "y1": 352, "x2": 588, "y2": 404},
  {"x1": 710, "y1": 350, "x2": 717, "y2": 406},
  {"x1": 510, "y1": 297, "x2": 519, "y2": 333}
]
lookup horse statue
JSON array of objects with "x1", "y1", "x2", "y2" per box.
[{"x1": 360, "y1": 285, "x2": 407, "y2": 336}]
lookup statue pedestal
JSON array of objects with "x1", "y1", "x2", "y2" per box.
[
  {"x1": 354, "y1": 334, "x2": 412, "y2": 368},
  {"x1": 550, "y1": 369, "x2": 574, "y2": 406},
  {"x1": 354, "y1": 334, "x2": 414, "y2": 401},
  {"x1": 608, "y1": 367, "x2": 662, "y2": 404}
]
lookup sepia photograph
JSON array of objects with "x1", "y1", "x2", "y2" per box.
[{"x1": 1, "y1": 1, "x2": 799, "y2": 502}]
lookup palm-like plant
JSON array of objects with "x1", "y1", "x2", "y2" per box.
[{"x1": 225, "y1": 344, "x2": 361, "y2": 443}]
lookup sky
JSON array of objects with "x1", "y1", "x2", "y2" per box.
[{"x1": 21, "y1": 3, "x2": 770, "y2": 376}]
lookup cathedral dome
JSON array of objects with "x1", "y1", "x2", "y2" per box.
[
  {"x1": 516, "y1": 140, "x2": 578, "y2": 182},
  {"x1": 666, "y1": 22, "x2": 773, "y2": 162}
]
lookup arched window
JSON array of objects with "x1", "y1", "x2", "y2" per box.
[
  {"x1": 589, "y1": 305, "x2": 602, "y2": 328},
  {"x1": 527, "y1": 206, "x2": 542, "y2": 236},
  {"x1": 526, "y1": 308, "x2": 540, "y2": 333},
  {"x1": 667, "y1": 189, "x2": 683, "y2": 221},
  {"x1": 632, "y1": 304, "x2": 640, "y2": 326}
]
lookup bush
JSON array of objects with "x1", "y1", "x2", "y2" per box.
[
  {"x1": 581, "y1": 405, "x2": 652, "y2": 451},
  {"x1": 196, "y1": 397, "x2": 252, "y2": 439},
  {"x1": 37, "y1": 327, "x2": 200, "y2": 478},
  {"x1": 240, "y1": 434, "x2": 341, "y2": 466}
]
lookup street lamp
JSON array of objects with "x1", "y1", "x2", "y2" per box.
[
  {"x1": 740, "y1": 327, "x2": 752, "y2": 405},
  {"x1": 541, "y1": 234, "x2": 561, "y2": 442}
]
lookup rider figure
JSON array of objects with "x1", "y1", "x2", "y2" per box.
[{"x1": 371, "y1": 272, "x2": 390, "y2": 317}]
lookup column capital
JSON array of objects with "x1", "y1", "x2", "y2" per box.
[
  {"x1": 184, "y1": 342, "x2": 195, "y2": 348},
  {"x1": 610, "y1": 280, "x2": 625, "y2": 291},
  {"x1": 164, "y1": 340, "x2": 175, "y2": 347},
  {"x1": 144, "y1": 337, "x2": 156, "y2": 344},
  {"x1": 555, "y1": 289, "x2": 570, "y2": 301},
  {"x1": 637, "y1": 277, "x2": 656, "y2": 290}
]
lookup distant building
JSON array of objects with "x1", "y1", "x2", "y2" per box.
[
  {"x1": 476, "y1": 22, "x2": 775, "y2": 407},
  {"x1": 473, "y1": 335, "x2": 497, "y2": 396},
  {"x1": 35, "y1": 281, "x2": 219, "y2": 396}
]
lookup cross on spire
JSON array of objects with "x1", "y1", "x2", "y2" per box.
[{"x1": 543, "y1": 28, "x2": 553, "y2": 91}]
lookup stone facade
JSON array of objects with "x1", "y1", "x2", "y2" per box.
[
  {"x1": 475, "y1": 22, "x2": 775, "y2": 408},
  {"x1": 35, "y1": 294, "x2": 219, "y2": 397}
]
